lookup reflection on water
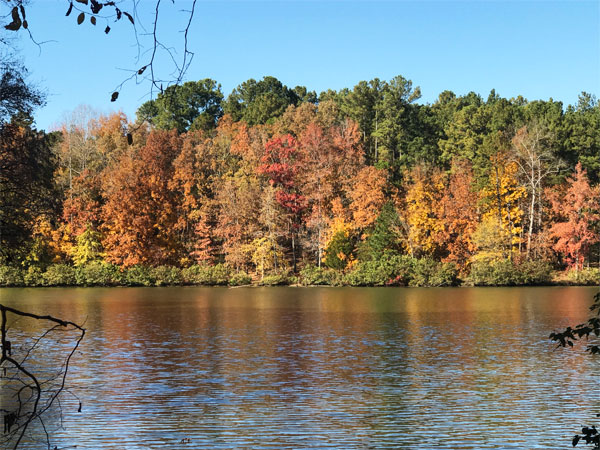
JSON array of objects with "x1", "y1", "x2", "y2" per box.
[{"x1": 0, "y1": 286, "x2": 598, "y2": 449}]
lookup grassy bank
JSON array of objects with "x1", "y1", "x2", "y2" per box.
[{"x1": 1, "y1": 257, "x2": 597, "y2": 288}]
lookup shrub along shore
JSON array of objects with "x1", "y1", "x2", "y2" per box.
[{"x1": 1, "y1": 257, "x2": 598, "y2": 288}]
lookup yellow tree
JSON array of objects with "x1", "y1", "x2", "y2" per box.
[
  {"x1": 70, "y1": 226, "x2": 103, "y2": 267},
  {"x1": 324, "y1": 198, "x2": 354, "y2": 248},
  {"x1": 322, "y1": 197, "x2": 356, "y2": 270},
  {"x1": 403, "y1": 165, "x2": 445, "y2": 257},
  {"x1": 470, "y1": 216, "x2": 508, "y2": 265},
  {"x1": 244, "y1": 237, "x2": 285, "y2": 280},
  {"x1": 23, "y1": 216, "x2": 58, "y2": 267},
  {"x1": 478, "y1": 152, "x2": 526, "y2": 261}
]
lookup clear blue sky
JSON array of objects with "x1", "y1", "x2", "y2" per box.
[{"x1": 12, "y1": 0, "x2": 600, "y2": 131}]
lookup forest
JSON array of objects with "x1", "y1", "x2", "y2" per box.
[{"x1": 1, "y1": 75, "x2": 599, "y2": 287}]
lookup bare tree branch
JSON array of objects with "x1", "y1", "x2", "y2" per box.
[
  {"x1": 1, "y1": 304, "x2": 85, "y2": 450},
  {"x1": 2, "y1": 0, "x2": 199, "y2": 102}
]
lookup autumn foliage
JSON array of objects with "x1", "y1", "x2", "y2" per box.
[
  {"x1": 2, "y1": 79, "x2": 600, "y2": 284},
  {"x1": 548, "y1": 163, "x2": 599, "y2": 271},
  {"x1": 102, "y1": 130, "x2": 182, "y2": 267}
]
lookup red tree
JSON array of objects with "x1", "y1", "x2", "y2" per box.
[{"x1": 257, "y1": 134, "x2": 306, "y2": 271}]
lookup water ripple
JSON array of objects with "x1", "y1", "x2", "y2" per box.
[{"x1": 1, "y1": 286, "x2": 597, "y2": 449}]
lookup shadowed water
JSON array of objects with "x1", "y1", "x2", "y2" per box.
[{"x1": 1, "y1": 286, "x2": 598, "y2": 449}]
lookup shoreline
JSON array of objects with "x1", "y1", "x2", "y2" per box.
[
  {"x1": 1, "y1": 280, "x2": 598, "y2": 289},
  {"x1": 1, "y1": 262, "x2": 598, "y2": 289}
]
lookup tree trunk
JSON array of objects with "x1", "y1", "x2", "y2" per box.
[
  {"x1": 506, "y1": 200, "x2": 514, "y2": 262},
  {"x1": 317, "y1": 227, "x2": 322, "y2": 268},
  {"x1": 526, "y1": 187, "x2": 535, "y2": 259},
  {"x1": 493, "y1": 165, "x2": 506, "y2": 258},
  {"x1": 291, "y1": 231, "x2": 297, "y2": 273},
  {"x1": 494, "y1": 166, "x2": 503, "y2": 229}
]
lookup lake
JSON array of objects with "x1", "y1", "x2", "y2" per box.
[{"x1": 0, "y1": 286, "x2": 598, "y2": 449}]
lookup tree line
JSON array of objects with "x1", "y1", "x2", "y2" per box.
[{"x1": 1, "y1": 75, "x2": 599, "y2": 286}]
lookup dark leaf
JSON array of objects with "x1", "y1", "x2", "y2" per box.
[
  {"x1": 123, "y1": 11, "x2": 134, "y2": 25},
  {"x1": 4, "y1": 7, "x2": 21, "y2": 30},
  {"x1": 138, "y1": 65, "x2": 147, "y2": 75},
  {"x1": 75, "y1": 0, "x2": 88, "y2": 4},
  {"x1": 78, "y1": 402, "x2": 82, "y2": 412},
  {"x1": 111, "y1": 91, "x2": 119, "y2": 102},
  {"x1": 22, "y1": 20, "x2": 28, "y2": 29},
  {"x1": 90, "y1": 0, "x2": 102, "y2": 14},
  {"x1": 126, "y1": 133, "x2": 133, "y2": 145},
  {"x1": 104, "y1": 25, "x2": 110, "y2": 34},
  {"x1": 66, "y1": 2, "x2": 73, "y2": 16},
  {"x1": 4, "y1": 19, "x2": 21, "y2": 31},
  {"x1": 115, "y1": 8, "x2": 122, "y2": 20},
  {"x1": 77, "y1": 12, "x2": 85, "y2": 25},
  {"x1": 573, "y1": 434, "x2": 580, "y2": 447},
  {"x1": 19, "y1": 4, "x2": 25, "y2": 20},
  {"x1": 90, "y1": 16, "x2": 96, "y2": 25}
]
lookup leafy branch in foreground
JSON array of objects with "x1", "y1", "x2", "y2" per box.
[
  {"x1": 550, "y1": 291, "x2": 600, "y2": 448},
  {"x1": 550, "y1": 292, "x2": 600, "y2": 354},
  {"x1": 0, "y1": 304, "x2": 85, "y2": 450}
]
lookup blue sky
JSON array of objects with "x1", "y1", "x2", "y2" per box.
[{"x1": 12, "y1": 0, "x2": 600, "y2": 131}]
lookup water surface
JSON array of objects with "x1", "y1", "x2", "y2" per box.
[{"x1": 1, "y1": 286, "x2": 598, "y2": 449}]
